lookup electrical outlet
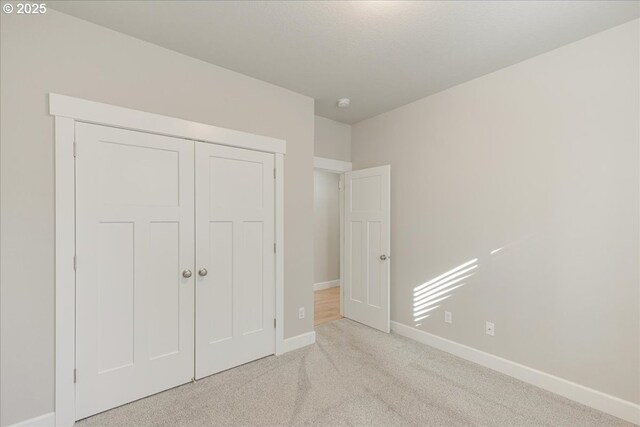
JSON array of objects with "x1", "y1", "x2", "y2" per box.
[
  {"x1": 486, "y1": 321, "x2": 495, "y2": 336},
  {"x1": 298, "y1": 307, "x2": 305, "y2": 319},
  {"x1": 445, "y1": 311, "x2": 452, "y2": 324}
]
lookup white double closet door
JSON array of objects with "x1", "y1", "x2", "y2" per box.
[{"x1": 75, "y1": 123, "x2": 275, "y2": 419}]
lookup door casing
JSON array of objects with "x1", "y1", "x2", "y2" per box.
[{"x1": 51, "y1": 94, "x2": 287, "y2": 427}]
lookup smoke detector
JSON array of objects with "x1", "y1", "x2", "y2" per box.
[{"x1": 337, "y1": 98, "x2": 351, "y2": 108}]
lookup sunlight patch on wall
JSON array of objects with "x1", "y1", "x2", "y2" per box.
[{"x1": 413, "y1": 258, "x2": 478, "y2": 324}]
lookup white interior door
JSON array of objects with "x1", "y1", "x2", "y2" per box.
[
  {"x1": 75, "y1": 123, "x2": 195, "y2": 419},
  {"x1": 343, "y1": 165, "x2": 390, "y2": 333},
  {"x1": 195, "y1": 143, "x2": 275, "y2": 379}
]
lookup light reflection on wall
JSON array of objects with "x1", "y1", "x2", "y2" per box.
[{"x1": 413, "y1": 258, "x2": 478, "y2": 325}]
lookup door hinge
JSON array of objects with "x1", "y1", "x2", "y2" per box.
[
  {"x1": 273, "y1": 318, "x2": 276, "y2": 328},
  {"x1": 73, "y1": 369, "x2": 77, "y2": 383},
  {"x1": 273, "y1": 243, "x2": 276, "y2": 253},
  {"x1": 73, "y1": 142, "x2": 78, "y2": 157},
  {"x1": 73, "y1": 255, "x2": 77, "y2": 271},
  {"x1": 274, "y1": 168, "x2": 276, "y2": 179}
]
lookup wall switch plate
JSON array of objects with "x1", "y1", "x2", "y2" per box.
[
  {"x1": 445, "y1": 311, "x2": 452, "y2": 324},
  {"x1": 298, "y1": 307, "x2": 305, "y2": 319},
  {"x1": 486, "y1": 321, "x2": 495, "y2": 336}
]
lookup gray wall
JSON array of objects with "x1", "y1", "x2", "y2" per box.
[
  {"x1": 314, "y1": 116, "x2": 351, "y2": 162},
  {"x1": 351, "y1": 20, "x2": 639, "y2": 404},
  {"x1": 313, "y1": 171, "x2": 341, "y2": 284},
  {"x1": 0, "y1": 10, "x2": 314, "y2": 426}
]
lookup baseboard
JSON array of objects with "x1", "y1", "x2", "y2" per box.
[
  {"x1": 8, "y1": 412, "x2": 55, "y2": 427},
  {"x1": 279, "y1": 330, "x2": 316, "y2": 354},
  {"x1": 313, "y1": 280, "x2": 340, "y2": 291},
  {"x1": 390, "y1": 321, "x2": 639, "y2": 425}
]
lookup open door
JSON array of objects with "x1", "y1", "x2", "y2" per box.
[{"x1": 343, "y1": 165, "x2": 390, "y2": 333}]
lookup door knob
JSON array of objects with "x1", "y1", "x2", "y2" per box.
[
  {"x1": 198, "y1": 268, "x2": 208, "y2": 277},
  {"x1": 182, "y1": 269, "x2": 192, "y2": 278},
  {"x1": 380, "y1": 255, "x2": 388, "y2": 261}
]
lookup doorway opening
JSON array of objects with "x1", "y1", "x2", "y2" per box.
[
  {"x1": 312, "y1": 156, "x2": 391, "y2": 332},
  {"x1": 312, "y1": 157, "x2": 351, "y2": 326},
  {"x1": 313, "y1": 169, "x2": 342, "y2": 326}
]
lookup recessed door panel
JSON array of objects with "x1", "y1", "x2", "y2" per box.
[
  {"x1": 367, "y1": 221, "x2": 382, "y2": 308},
  {"x1": 99, "y1": 140, "x2": 179, "y2": 207},
  {"x1": 350, "y1": 221, "x2": 363, "y2": 303},
  {"x1": 351, "y1": 175, "x2": 382, "y2": 212},
  {"x1": 206, "y1": 221, "x2": 234, "y2": 344},
  {"x1": 210, "y1": 157, "x2": 263, "y2": 210},
  {"x1": 97, "y1": 222, "x2": 135, "y2": 373},
  {"x1": 196, "y1": 143, "x2": 275, "y2": 379},
  {"x1": 148, "y1": 221, "x2": 181, "y2": 360},
  {"x1": 241, "y1": 221, "x2": 264, "y2": 335},
  {"x1": 76, "y1": 123, "x2": 194, "y2": 420}
]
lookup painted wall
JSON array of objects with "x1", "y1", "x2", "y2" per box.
[
  {"x1": 314, "y1": 116, "x2": 351, "y2": 162},
  {"x1": 0, "y1": 10, "x2": 314, "y2": 426},
  {"x1": 313, "y1": 171, "x2": 341, "y2": 284},
  {"x1": 351, "y1": 20, "x2": 639, "y2": 404}
]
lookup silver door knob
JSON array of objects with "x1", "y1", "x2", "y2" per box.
[
  {"x1": 182, "y1": 269, "x2": 192, "y2": 278},
  {"x1": 198, "y1": 268, "x2": 208, "y2": 277},
  {"x1": 380, "y1": 255, "x2": 388, "y2": 261}
]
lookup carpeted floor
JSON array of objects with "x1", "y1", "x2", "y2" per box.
[{"x1": 78, "y1": 319, "x2": 632, "y2": 426}]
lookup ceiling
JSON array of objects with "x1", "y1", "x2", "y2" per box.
[{"x1": 50, "y1": 1, "x2": 639, "y2": 124}]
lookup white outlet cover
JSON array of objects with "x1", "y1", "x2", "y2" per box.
[
  {"x1": 445, "y1": 311, "x2": 452, "y2": 324},
  {"x1": 486, "y1": 321, "x2": 495, "y2": 336},
  {"x1": 299, "y1": 307, "x2": 305, "y2": 319}
]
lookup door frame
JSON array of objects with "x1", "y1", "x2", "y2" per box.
[
  {"x1": 313, "y1": 156, "x2": 352, "y2": 317},
  {"x1": 51, "y1": 94, "x2": 287, "y2": 427}
]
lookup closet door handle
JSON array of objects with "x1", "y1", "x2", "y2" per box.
[
  {"x1": 198, "y1": 268, "x2": 208, "y2": 277},
  {"x1": 182, "y1": 269, "x2": 193, "y2": 278}
]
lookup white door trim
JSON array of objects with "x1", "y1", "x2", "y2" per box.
[
  {"x1": 50, "y1": 94, "x2": 286, "y2": 154},
  {"x1": 313, "y1": 156, "x2": 352, "y2": 173},
  {"x1": 54, "y1": 116, "x2": 76, "y2": 427},
  {"x1": 51, "y1": 94, "x2": 286, "y2": 427}
]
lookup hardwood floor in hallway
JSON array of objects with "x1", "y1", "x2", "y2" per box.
[{"x1": 314, "y1": 286, "x2": 342, "y2": 326}]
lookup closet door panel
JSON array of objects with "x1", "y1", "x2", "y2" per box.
[
  {"x1": 195, "y1": 143, "x2": 275, "y2": 378},
  {"x1": 75, "y1": 123, "x2": 194, "y2": 420}
]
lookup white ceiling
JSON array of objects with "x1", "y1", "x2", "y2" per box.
[{"x1": 50, "y1": 1, "x2": 639, "y2": 124}]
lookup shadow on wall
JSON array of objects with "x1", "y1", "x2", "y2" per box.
[{"x1": 413, "y1": 258, "x2": 479, "y2": 326}]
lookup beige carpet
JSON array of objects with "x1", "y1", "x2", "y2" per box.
[{"x1": 78, "y1": 319, "x2": 632, "y2": 426}]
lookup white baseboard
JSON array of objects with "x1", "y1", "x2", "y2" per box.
[
  {"x1": 391, "y1": 321, "x2": 640, "y2": 425},
  {"x1": 279, "y1": 331, "x2": 316, "y2": 354},
  {"x1": 313, "y1": 280, "x2": 340, "y2": 291},
  {"x1": 8, "y1": 412, "x2": 55, "y2": 427}
]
